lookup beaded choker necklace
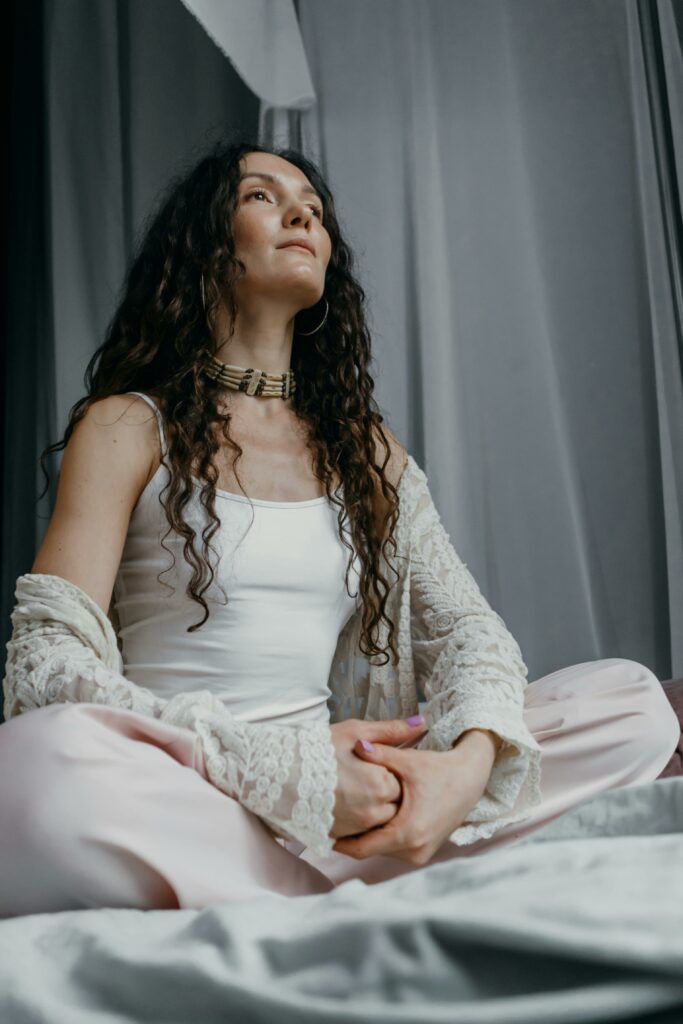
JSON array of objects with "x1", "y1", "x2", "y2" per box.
[{"x1": 203, "y1": 354, "x2": 296, "y2": 399}]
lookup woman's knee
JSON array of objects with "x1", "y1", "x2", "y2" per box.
[
  {"x1": 0, "y1": 703, "x2": 176, "y2": 913},
  {"x1": 1, "y1": 706, "x2": 101, "y2": 841},
  {"x1": 526, "y1": 657, "x2": 679, "y2": 773},
  {"x1": 3, "y1": 704, "x2": 144, "y2": 856},
  {"x1": 0, "y1": 707, "x2": 92, "y2": 912},
  {"x1": 599, "y1": 658, "x2": 680, "y2": 769}
]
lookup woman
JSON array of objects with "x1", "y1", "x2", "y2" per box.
[{"x1": 0, "y1": 137, "x2": 679, "y2": 916}]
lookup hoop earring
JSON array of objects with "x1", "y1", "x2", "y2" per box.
[
  {"x1": 200, "y1": 273, "x2": 206, "y2": 313},
  {"x1": 295, "y1": 296, "x2": 329, "y2": 336}
]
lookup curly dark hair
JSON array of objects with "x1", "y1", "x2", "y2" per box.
[{"x1": 38, "y1": 133, "x2": 406, "y2": 666}]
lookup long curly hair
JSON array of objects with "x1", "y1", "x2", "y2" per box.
[{"x1": 38, "y1": 134, "x2": 405, "y2": 666}]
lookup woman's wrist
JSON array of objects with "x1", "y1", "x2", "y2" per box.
[{"x1": 449, "y1": 728, "x2": 503, "y2": 764}]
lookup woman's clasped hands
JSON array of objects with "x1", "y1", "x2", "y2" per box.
[{"x1": 329, "y1": 715, "x2": 493, "y2": 866}]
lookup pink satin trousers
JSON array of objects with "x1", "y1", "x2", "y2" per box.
[{"x1": 0, "y1": 657, "x2": 679, "y2": 917}]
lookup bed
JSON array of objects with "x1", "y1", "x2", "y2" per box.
[{"x1": 0, "y1": 678, "x2": 681, "y2": 1024}]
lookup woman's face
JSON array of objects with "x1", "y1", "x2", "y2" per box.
[{"x1": 231, "y1": 151, "x2": 332, "y2": 309}]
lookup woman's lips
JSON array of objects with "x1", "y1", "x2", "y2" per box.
[{"x1": 280, "y1": 244, "x2": 314, "y2": 255}]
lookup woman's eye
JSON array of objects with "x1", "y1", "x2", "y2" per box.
[{"x1": 246, "y1": 189, "x2": 322, "y2": 219}]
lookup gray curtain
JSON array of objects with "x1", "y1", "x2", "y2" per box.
[
  {"x1": 3, "y1": 0, "x2": 681, "y2": 726},
  {"x1": 293, "y1": 0, "x2": 683, "y2": 683}
]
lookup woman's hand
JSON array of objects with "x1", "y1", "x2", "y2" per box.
[
  {"x1": 329, "y1": 717, "x2": 427, "y2": 840},
  {"x1": 331, "y1": 731, "x2": 496, "y2": 865}
]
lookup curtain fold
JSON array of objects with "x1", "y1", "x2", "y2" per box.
[
  {"x1": 177, "y1": 0, "x2": 315, "y2": 146},
  {"x1": 627, "y1": 0, "x2": 683, "y2": 671},
  {"x1": 179, "y1": 0, "x2": 315, "y2": 109},
  {"x1": 2, "y1": 0, "x2": 55, "y2": 691}
]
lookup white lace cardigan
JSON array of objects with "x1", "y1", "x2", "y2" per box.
[{"x1": 2, "y1": 454, "x2": 542, "y2": 858}]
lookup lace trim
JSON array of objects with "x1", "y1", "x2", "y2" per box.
[
  {"x1": 407, "y1": 466, "x2": 543, "y2": 842},
  {"x1": 161, "y1": 692, "x2": 337, "y2": 855}
]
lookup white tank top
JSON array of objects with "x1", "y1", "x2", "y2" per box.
[{"x1": 112, "y1": 392, "x2": 362, "y2": 726}]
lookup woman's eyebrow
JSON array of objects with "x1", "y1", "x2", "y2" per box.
[{"x1": 238, "y1": 172, "x2": 321, "y2": 201}]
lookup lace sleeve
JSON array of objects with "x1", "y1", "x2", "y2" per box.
[
  {"x1": 407, "y1": 480, "x2": 543, "y2": 845},
  {"x1": 3, "y1": 574, "x2": 338, "y2": 857}
]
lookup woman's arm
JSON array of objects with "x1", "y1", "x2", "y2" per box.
[
  {"x1": 30, "y1": 394, "x2": 159, "y2": 612},
  {"x1": 334, "y1": 465, "x2": 543, "y2": 861}
]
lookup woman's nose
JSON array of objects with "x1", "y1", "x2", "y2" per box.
[{"x1": 285, "y1": 202, "x2": 313, "y2": 227}]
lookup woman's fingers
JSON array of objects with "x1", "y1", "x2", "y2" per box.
[
  {"x1": 360, "y1": 716, "x2": 426, "y2": 748},
  {"x1": 373, "y1": 800, "x2": 401, "y2": 829},
  {"x1": 362, "y1": 758, "x2": 402, "y2": 803},
  {"x1": 384, "y1": 766, "x2": 403, "y2": 803}
]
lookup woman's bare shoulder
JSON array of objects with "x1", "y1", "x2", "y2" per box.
[
  {"x1": 84, "y1": 393, "x2": 162, "y2": 465},
  {"x1": 30, "y1": 394, "x2": 161, "y2": 613},
  {"x1": 86, "y1": 392, "x2": 158, "y2": 426}
]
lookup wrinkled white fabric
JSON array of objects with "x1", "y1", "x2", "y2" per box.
[
  {"x1": 2, "y1": 776, "x2": 683, "y2": 1022},
  {"x1": 3, "y1": 449, "x2": 544, "y2": 854}
]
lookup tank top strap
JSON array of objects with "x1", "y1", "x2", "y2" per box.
[{"x1": 124, "y1": 391, "x2": 169, "y2": 460}]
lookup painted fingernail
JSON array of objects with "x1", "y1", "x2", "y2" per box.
[
  {"x1": 405, "y1": 714, "x2": 425, "y2": 727},
  {"x1": 360, "y1": 739, "x2": 376, "y2": 752}
]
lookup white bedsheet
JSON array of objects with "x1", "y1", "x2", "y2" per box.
[{"x1": 1, "y1": 777, "x2": 682, "y2": 1024}]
